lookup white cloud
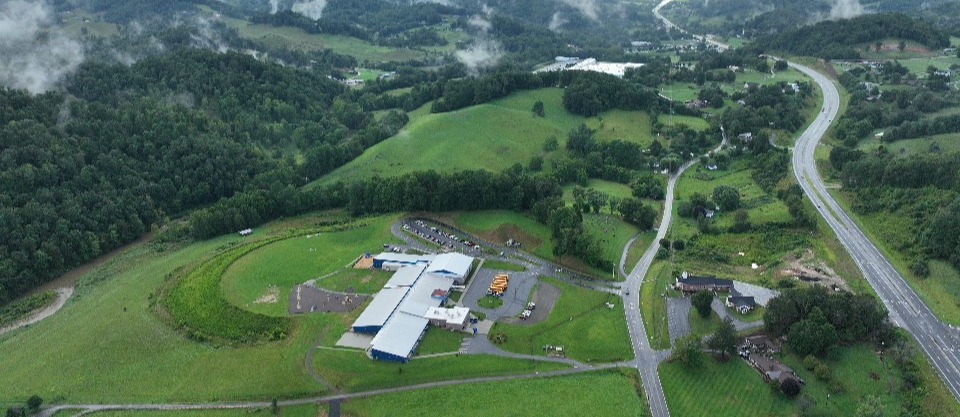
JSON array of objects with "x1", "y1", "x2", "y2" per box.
[
  {"x1": 0, "y1": 0, "x2": 84, "y2": 94},
  {"x1": 558, "y1": 0, "x2": 599, "y2": 21},
  {"x1": 291, "y1": 0, "x2": 327, "y2": 20}
]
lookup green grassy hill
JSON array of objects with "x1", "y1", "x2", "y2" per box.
[{"x1": 315, "y1": 88, "x2": 667, "y2": 186}]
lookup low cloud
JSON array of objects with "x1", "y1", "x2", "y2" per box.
[
  {"x1": 468, "y1": 15, "x2": 492, "y2": 31},
  {"x1": 830, "y1": 0, "x2": 864, "y2": 19},
  {"x1": 291, "y1": 0, "x2": 327, "y2": 20},
  {"x1": 455, "y1": 39, "x2": 502, "y2": 73},
  {"x1": 269, "y1": 0, "x2": 281, "y2": 14},
  {"x1": 548, "y1": 12, "x2": 568, "y2": 31},
  {"x1": 0, "y1": 0, "x2": 84, "y2": 94}
]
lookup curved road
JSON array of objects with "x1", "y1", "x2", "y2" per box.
[
  {"x1": 656, "y1": 0, "x2": 960, "y2": 402},
  {"x1": 789, "y1": 61, "x2": 960, "y2": 400}
]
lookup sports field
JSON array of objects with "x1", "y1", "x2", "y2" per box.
[{"x1": 220, "y1": 215, "x2": 402, "y2": 316}]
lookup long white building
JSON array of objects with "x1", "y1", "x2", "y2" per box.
[{"x1": 352, "y1": 252, "x2": 475, "y2": 362}]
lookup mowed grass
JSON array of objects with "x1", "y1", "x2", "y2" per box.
[
  {"x1": 481, "y1": 259, "x2": 527, "y2": 272},
  {"x1": 221, "y1": 215, "x2": 401, "y2": 316},
  {"x1": 414, "y1": 327, "x2": 464, "y2": 355},
  {"x1": 311, "y1": 349, "x2": 566, "y2": 392},
  {"x1": 314, "y1": 268, "x2": 392, "y2": 295},
  {"x1": 562, "y1": 179, "x2": 634, "y2": 202},
  {"x1": 0, "y1": 236, "x2": 327, "y2": 403},
  {"x1": 341, "y1": 370, "x2": 649, "y2": 417},
  {"x1": 660, "y1": 358, "x2": 795, "y2": 417},
  {"x1": 640, "y1": 262, "x2": 680, "y2": 350},
  {"x1": 490, "y1": 278, "x2": 633, "y2": 363}
]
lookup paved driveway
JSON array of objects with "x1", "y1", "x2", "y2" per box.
[
  {"x1": 666, "y1": 297, "x2": 691, "y2": 343},
  {"x1": 732, "y1": 281, "x2": 779, "y2": 307},
  {"x1": 462, "y1": 269, "x2": 538, "y2": 321}
]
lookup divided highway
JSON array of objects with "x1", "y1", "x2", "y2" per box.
[
  {"x1": 654, "y1": 0, "x2": 960, "y2": 407},
  {"x1": 790, "y1": 62, "x2": 960, "y2": 401}
]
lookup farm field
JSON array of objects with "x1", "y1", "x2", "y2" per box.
[
  {"x1": 316, "y1": 88, "x2": 681, "y2": 185},
  {"x1": 220, "y1": 215, "x2": 402, "y2": 316},
  {"x1": 219, "y1": 16, "x2": 426, "y2": 62},
  {"x1": 857, "y1": 133, "x2": 960, "y2": 158},
  {"x1": 490, "y1": 278, "x2": 633, "y2": 363},
  {"x1": 341, "y1": 370, "x2": 649, "y2": 417}
]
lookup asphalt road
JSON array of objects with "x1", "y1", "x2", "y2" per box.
[{"x1": 789, "y1": 61, "x2": 960, "y2": 401}]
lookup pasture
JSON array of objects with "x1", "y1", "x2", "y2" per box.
[
  {"x1": 341, "y1": 370, "x2": 649, "y2": 417},
  {"x1": 490, "y1": 278, "x2": 633, "y2": 363},
  {"x1": 317, "y1": 88, "x2": 682, "y2": 185}
]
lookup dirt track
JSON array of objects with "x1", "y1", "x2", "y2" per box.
[{"x1": 0, "y1": 287, "x2": 74, "y2": 336}]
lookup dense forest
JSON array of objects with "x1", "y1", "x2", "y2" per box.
[
  {"x1": 757, "y1": 14, "x2": 950, "y2": 59},
  {"x1": 757, "y1": 13, "x2": 950, "y2": 60},
  {"x1": 0, "y1": 43, "x2": 401, "y2": 304}
]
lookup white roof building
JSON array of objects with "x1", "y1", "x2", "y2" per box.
[
  {"x1": 385, "y1": 264, "x2": 427, "y2": 288},
  {"x1": 424, "y1": 306, "x2": 470, "y2": 326},
  {"x1": 351, "y1": 287, "x2": 409, "y2": 331},
  {"x1": 426, "y1": 252, "x2": 474, "y2": 282},
  {"x1": 369, "y1": 312, "x2": 429, "y2": 360}
]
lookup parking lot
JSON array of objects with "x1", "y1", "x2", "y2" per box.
[{"x1": 462, "y1": 268, "x2": 538, "y2": 321}]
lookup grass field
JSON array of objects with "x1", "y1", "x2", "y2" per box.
[
  {"x1": 688, "y1": 309, "x2": 722, "y2": 338},
  {"x1": 415, "y1": 327, "x2": 463, "y2": 355},
  {"x1": 857, "y1": 133, "x2": 960, "y2": 158},
  {"x1": 220, "y1": 17, "x2": 425, "y2": 62},
  {"x1": 640, "y1": 262, "x2": 680, "y2": 350},
  {"x1": 660, "y1": 358, "x2": 797, "y2": 417},
  {"x1": 562, "y1": 179, "x2": 634, "y2": 202},
  {"x1": 480, "y1": 260, "x2": 527, "y2": 272},
  {"x1": 220, "y1": 215, "x2": 401, "y2": 316},
  {"x1": 582, "y1": 213, "x2": 641, "y2": 279},
  {"x1": 625, "y1": 230, "x2": 658, "y2": 272},
  {"x1": 490, "y1": 278, "x2": 633, "y2": 363},
  {"x1": 315, "y1": 88, "x2": 687, "y2": 185},
  {"x1": 314, "y1": 268, "x2": 392, "y2": 295},
  {"x1": 341, "y1": 370, "x2": 649, "y2": 417},
  {"x1": 311, "y1": 349, "x2": 566, "y2": 392},
  {"x1": 587, "y1": 110, "x2": 655, "y2": 146},
  {"x1": 477, "y1": 295, "x2": 504, "y2": 309},
  {"x1": 445, "y1": 210, "x2": 556, "y2": 261}
]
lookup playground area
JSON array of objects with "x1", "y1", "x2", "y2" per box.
[{"x1": 288, "y1": 283, "x2": 367, "y2": 314}]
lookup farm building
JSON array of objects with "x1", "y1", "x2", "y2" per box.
[
  {"x1": 350, "y1": 253, "x2": 475, "y2": 362},
  {"x1": 372, "y1": 253, "x2": 434, "y2": 271}
]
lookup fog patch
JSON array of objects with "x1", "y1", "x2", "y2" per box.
[
  {"x1": 455, "y1": 39, "x2": 502, "y2": 73},
  {"x1": 830, "y1": 0, "x2": 863, "y2": 19},
  {"x1": 0, "y1": 0, "x2": 84, "y2": 94},
  {"x1": 549, "y1": 12, "x2": 568, "y2": 31},
  {"x1": 291, "y1": 0, "x2": 327, "y2": 20}
]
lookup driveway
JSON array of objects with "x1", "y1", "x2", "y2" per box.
[
  {"x1": 666, "y1": 297, "x2": 691, "y2": 343},
  {"x1": 732, "y1": 281, "x2": 779, "y2": 307}
]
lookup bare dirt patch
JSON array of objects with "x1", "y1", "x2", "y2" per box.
[
  {"x1": 254, "y1": 286, "x2": 280, "y2": 304},
  {"x1": 353, "y1": 254, "x2": 373, "y2": 269},
  {"x1": 777, "y1": 249, "x2": 851, "y2": 292}
]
